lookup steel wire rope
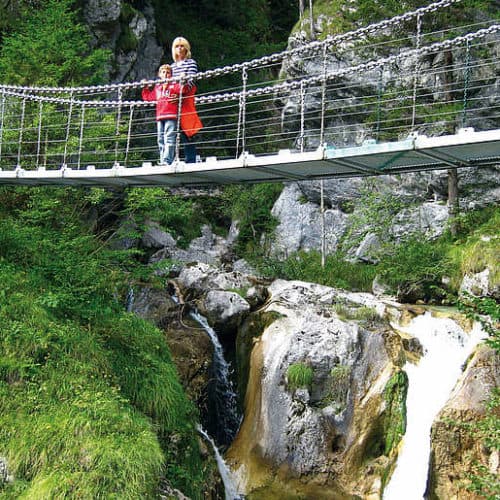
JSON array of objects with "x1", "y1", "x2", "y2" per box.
[
  {"x1": 77, "y1": 105, "x2": 85, "y2": 169},
  {"x1": 0, "y1": 0, "x2": 465, "y2": 97},
  {"x1": 36, "y1": 100, "x2": 43, "y2": 167},
  {"x1": 17, "y1": 93, "x2": 26, "y2": 167},
  {"x1": 62, "y1": 90, "x2": 74, "y2": 167},
  {"x1": 236, "y1": 66, "x2": 248, "y2": 157},
  {"x1": 0, "y1": 90, "x2": 5, "y2": 162}
]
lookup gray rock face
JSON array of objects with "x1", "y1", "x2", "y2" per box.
[
  {"x1": 176, "y1": 262, "x2": 254, "y2": 297},
  {"x1": 84, "y1": 0, "x2": 121, "y2": 27},
  {"x1": 83, "y1": 0, "x2": 163, "y2": 82},
  {"x1": 270, "y1": 7, "x2": 500, "y2": 261},
  {"x1": 461, "y1": 267, "x2": 499, "y2": 299},
  {"x1": 149, "y1": 225, "x2": 236, "y2": 267},
  {"x1": 199, "y1": 290, "x2": 250, "y2": 334},
  {"x1": 142, "y1": 222, "x2": 177, "y2": 249},
  {"x1": 228, "y1": 279, "x2": 401, "y2": 496},
  {"x1": 271, "y1": 183, "x2": 348, "y2": 257}
]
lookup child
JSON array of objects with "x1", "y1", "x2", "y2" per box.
[{"x1": 141, "y1": 64, "x2": 181, "y2": 165}]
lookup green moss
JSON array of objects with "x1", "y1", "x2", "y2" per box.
[
  {"x1": 383, "y1": 370, "x2": 408, "y2": 456},
  {"x1": 117, "y1": 26, "x2": 138, "y2": 53},
  {"x1": 333, "y1": 303, "x2": 379, "y2": 322},
  {"x1": 319, "y1": 364, "x2": 352, "y2": 412}
]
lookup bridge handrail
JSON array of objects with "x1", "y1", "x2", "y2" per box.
[
  {"x1": 1, "y1": 24, "x2": 496, "y2": 108},
  {"x1": 0, "y1": 0, "x2": 464, "y2": 95}
]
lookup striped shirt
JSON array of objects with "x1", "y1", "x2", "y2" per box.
[{"x1": 172, "y1": 58, "x2": 198, "y2": 88}]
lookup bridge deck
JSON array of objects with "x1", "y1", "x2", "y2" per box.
[{"x1": 0, "y1": 128, "x2": 498, "y2": 187}]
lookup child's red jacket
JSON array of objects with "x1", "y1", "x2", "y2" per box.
[{"x1": 142, "y1": 81, "x2": 183, "y2": 121}]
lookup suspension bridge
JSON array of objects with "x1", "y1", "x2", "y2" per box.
[{"x1": 0, "y1": 0, "x2": 498, "y2": 188}]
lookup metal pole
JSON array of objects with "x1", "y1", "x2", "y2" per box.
[{"x1": 309, "y1": 0, "x2": 314, "y2": 40}]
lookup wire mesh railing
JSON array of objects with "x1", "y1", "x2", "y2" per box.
[{"x1": 0, "y1": 7, "x2": 498, "y2": 172}]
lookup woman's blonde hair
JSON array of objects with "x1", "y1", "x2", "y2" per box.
[{"x1": 172, "y1": 37, "x2": 192, "y2": 61}]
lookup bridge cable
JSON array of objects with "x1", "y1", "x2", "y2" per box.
[
  {"x1": 299, "y1": 81, "x2": 306, "y2": 153},
  {"x1": 0, "y1": 90, "x2": 5, "y2": 162},
  {"x1": 461, "y1": 38, "x2": 471, "y2": 128},
  {"x1": 63, "y1": 90, "x2": 74, "y2": 167},
  {"x1": 175, "y1": 80, "x2": 185, "y2": 164},
  {"x1": 36, "y1": 101, "x2": 43, "y2": 167},
  {"x1": 78, "y1": 105, "x2": 85, "y2": 170},
  {"x1": 17, "y1": 93, "x2": 26, "y2": 168},
  {"x1": 236, "y1": 66, "x2": 248, "y2": 158},
  {"x1": 319, "y1": 45, "x2": 327, "y2": 268},
  {"x1": 411, "y1": 13, "x2": 423, "y2": 130},
  {"x1": 114, "y1": 88, "x2": 123, "y2": 165},
  {"x1": 125, "y1": 104, "x2": 135, "y2": 166},
  {"x1": 0, "y1": 0, "x2": 464, "y2": 95},
  {"x1": 376, "y1": 69, "x2": 383, "y2": 140}
]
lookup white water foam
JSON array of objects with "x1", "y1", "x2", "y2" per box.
[{"x1": 383, "y1": 311, "x2": 485, "y2": 500}]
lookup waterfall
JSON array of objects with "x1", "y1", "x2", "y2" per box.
[
  {"x1": 189, "y1": 309, "x2": 241, "y2": 447},
  {"x1": 125, "y1": 286, "x2": 135, "y2": 312},
  {"x1": 197, "y1": 425, "x2": 243, "y2": 500},
  {"x1": 383, "y1": 311, "x2": 485, "y2": 500}
]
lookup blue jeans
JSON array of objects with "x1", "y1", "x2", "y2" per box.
[{"x1": 157, "y1": 120, "x2": 196, "y2": 164}]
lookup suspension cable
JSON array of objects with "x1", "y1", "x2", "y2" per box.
[
  {"x1": 236, "y1": 66, "x2": 248, "y2": 157},
  {"x1": 0, "y1": 0, "x2": 465, "y2": 95},
  {"x1": 411, "y1": 13, "x2": 423, "y2": 130},
  {"x1": 125, "y1": 104, "x2": 134, "y2": 166},
  {"x1": 0, "y1": 90, "x2": 5, "y2": 162},
  {"x1": 17, "y1": 94, "x2": 26, "y2": 167},
  {"x1": 77, "y1": 105, "x2": 85, "y2": 170},
  {"x1": 36, "y1": 100, "x2": 43, "y2": 167},
  {"x1": 63, "y1": 90, "x2": 74, "y2": 166},
  {"x1": 114, "y1": 88, "x2": 122, "y2": 165},
  {"x1": 461, "y1": 38, "x2": 471, "y2": 128}
]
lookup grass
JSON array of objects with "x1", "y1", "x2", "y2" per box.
[
  {"x1": 0, "y1": 188, "x2": 208, "y2": 499},
  {"x1": 287, "y1": 363, "x2": 314, "y2": 391},
  {"x1": 260, "y1": 250, "x2": 377, "y2": 292}
]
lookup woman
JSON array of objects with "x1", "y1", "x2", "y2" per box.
[{"x1": 170, "y1": 36, "x2": 202, "y2": 163}]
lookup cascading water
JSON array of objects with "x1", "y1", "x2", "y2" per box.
[
  {"x1": 189, "y1": 309, "x2": 241, "y2": 447},
  {"x1": 125, "y1": 286, "x2": 135, "y2": 312},
  {"x1": 383, "y1": 310, "x2": 485, "y2": 500},
  {"x1": 197, "y1": 425, "x2": 243, "y2": 500}
]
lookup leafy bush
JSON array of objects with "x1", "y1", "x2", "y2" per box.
[
  {"x1": 221, "y1": 183, "x2": 283, "y2": 259},
  {"x1": 377, "y1": 237, "x2": 455, "y2": 302}
]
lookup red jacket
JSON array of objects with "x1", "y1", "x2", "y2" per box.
[{"x1": 142, "y1": 81, "x2": 183, "y2": 121}]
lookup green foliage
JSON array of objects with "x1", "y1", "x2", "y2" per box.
[
  {"x1": 333, "y1": 303, "x2": 379, "y2": 322},
  {"x1": 464, "y1": 389, "x2": 500, "y2": 499},
  {"x1": 123, "y1": 188, "x2": 201, "y2": 247},
  {"x1": 261, "y1": 250, "x2": 376, "y2": 292},
  {"x1": 0, "y1": 187, "x2": 207, "y2": 498},
  {"x1": 378, "y1": 236, "x2": 454, "y2": 302},
  {"x1": 323, "y1": 364, "x2": 351, "y2": 413},
  {"x1": 0, "y1": 0, "x2": 110, "y2": 86},
  {"x1": 341, "y1": 179, "x2": 406, "y2": 253},
  {"x1": 287, "y1": 362, "x2": 314, "y2": 391},
  {"x1": 221, "y1": 183, "x2": 283, "y2": 259},
  {"x1": 458, "y1": 293, "x2": 500, "y2": 355}
]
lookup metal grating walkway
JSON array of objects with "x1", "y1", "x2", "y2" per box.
[{"x1": 0, "y1": 128, "x2": 498, "y2": 187}]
